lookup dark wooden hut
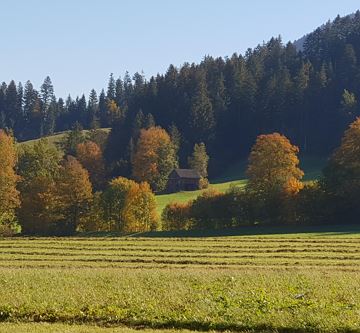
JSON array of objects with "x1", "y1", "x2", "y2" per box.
[{"x1": 166, "y1": 169, "x2": 201, "y2": 193}]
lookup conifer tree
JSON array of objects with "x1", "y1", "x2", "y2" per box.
[
  {"x1": 107, "y1": 73, "x2": 116, "y2": 101},
  {"x1": 189, "y1": 72, "x2": 215, "y2": 143},
  {"x1": 88, "y1": 89, "x2": 99, "y2": 128},
  {"x1": 188, "y1": 142, "x2": 209, "y2": 178}
]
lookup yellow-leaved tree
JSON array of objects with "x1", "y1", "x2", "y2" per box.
[
  {"x1": 101, "y1": 177, "x2": 158, "y2": 232},
  {"x1": 0, "y1": 130, "x2": 20, "y2": 233},
  {"x1": 247, "y1": 133, "x2": 304, "y2": 195},
  {"x1": 132, "y1": 126, "x2": 177, "y2": 192},
  {"x1": 246, "y1": 133, "x2": 304, "y2": 223},
  {"x1": 122, "y1": 181, "x2": 158, "y2": 232}
]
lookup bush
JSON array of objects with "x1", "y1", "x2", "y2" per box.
[
  {"x1": 296, "y1": 182, "x2": 330, "y2": 224},
  {"x1": 0, "y1": 212, "x2": 20, "y2": 236},
  {"x1": 199, "y1": 177, "x2": 209, "y2": 189},
  {"x1": 162, "y1": 202, "x2": 192, "y2": 230},
  {"x1": 190, "y1": 189, "x2": 228, "y2": 229}
]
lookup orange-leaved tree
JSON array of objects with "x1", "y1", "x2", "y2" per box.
[
  {"x1": 322, "y1": 117, "x2": 360, "y2": 222},
  {"x1": 76, "y1": 141, "x2": 106, "y2": 190},
  {"x1": 132, "y1": 126, "x2": 177, "y2": 191},
  {"x1": 56, "y1": 156, "x2": 93, "y2": 235},
  {"x1": 0, "y1": 130, "x2": 20, "y2": 231},
  {"x1": 246, "y1": 133, "x2": 304, "y2": 196},
  {"x1": 246, "y1": 133, "x2": 304, "y2": 223}
]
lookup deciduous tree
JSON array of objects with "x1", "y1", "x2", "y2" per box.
[
  {"x1": 101, "y1": 177, "x2": 158, "y2": 232},
  {"x1": 0, "y1": 131, "x2": 20, "y2": 231},
  {"x1": 132, "y1": 126, "x2": 177, "y2": 191},
  {"x1": 56, "y1": 156, "x2": 93, "y2": 234},
  {"x1": 246, "y1": 133, "x2": 304, "y2": 196},
  {"x1": 17, "y1": 139, "x2": 61, "y2": 234},
  {"x1": 76, "y1": 141, "x2": 105, "y2": 190}
]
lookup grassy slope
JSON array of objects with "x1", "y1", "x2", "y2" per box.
[
  {"x1": 17, "y1": 128, "x2": 111, "y2": 150},
  {"x1": 156, "y1": 155, "x2": 328, "y2": 215}
]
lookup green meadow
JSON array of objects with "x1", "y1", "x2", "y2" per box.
[{"x1": 0, "y1": 228, "x2": 360, "y2": 332}]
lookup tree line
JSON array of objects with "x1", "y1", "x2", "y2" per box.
[
  {"x1": 0, "y1": 124, "x2": 209, "y2": 236},
  {"x1": 162, "y1": 117, "x2": 360, "y2": 230},
  {"x1": 1, "y1": 13, "x2": 360, "y2": 178},
  {"x1": 0, "y1": 114, "x2": 359, "y2": 235}
]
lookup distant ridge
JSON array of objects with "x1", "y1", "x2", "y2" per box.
[{"x1": 293, "y1": 12, "x2": 356, "y2": 51}]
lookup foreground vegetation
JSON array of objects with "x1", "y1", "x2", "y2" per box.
[
  {"x1": 0, "y1": 324, "x2": 206, "y2": 333},
  {"x1": 0, "y1": 231, "x2": 359, "y2": 332}
]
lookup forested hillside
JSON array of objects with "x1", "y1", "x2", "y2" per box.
[{"x1": 1, "y1": 12, "x2": 360, "y2": 176}]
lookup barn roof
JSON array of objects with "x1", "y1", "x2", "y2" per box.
[{"x1": 170, "y1": 168, "x2": 201, "y2": 179}]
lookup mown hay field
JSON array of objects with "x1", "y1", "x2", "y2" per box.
[{"x1": 0, "y1": 231, "x2": 360, "y2": 332}]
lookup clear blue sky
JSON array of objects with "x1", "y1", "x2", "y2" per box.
[{"x1": 1, "y1": 0, "x2": 359, "y2": 98}]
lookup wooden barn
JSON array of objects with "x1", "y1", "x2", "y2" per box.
[{"x1": 166, "y1": 169, "x2": 201, "y2": 193}]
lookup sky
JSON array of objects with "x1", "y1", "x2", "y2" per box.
[{"x1": 1, "y1": 0, "x2": 360, "y2": 99}]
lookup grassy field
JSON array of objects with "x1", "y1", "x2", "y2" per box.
[{"x1": 0, "y1": 227, "x2": 360, "y2": 332}]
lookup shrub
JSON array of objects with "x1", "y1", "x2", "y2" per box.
[
  {"x1": 162, "y1": 202, "x2": 192, "y2": 230},
  {"x1": 199, "y1": 177, "x2": 209, "y2": 189}
]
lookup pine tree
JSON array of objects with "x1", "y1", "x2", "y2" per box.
[
  {"x1": 61, "y1": 122, "x2": 86, "y2": 155},
  {"x1": 188, "y1": 143, "x2": 209, "y2": 178},
  {"x1": 189, "y1": 72, "x2": 215, "y2": 143},
  {"x1": 144, "y1": 113, "x2": 155, "y2": 128},
  {"x1": 107, "y1": 73, "x2": 116, "y2": 101},
  {"x1": 98, "y1": 89, "x2": 108, "y2": 127},
  {"x1": 88, "y1": 89, "x2": 99, "y2": 128},
  {"x1": 40, "y1": 76, "x2": 55, "y2": 135},
  {"x1": 5, "y1": 80, "x2": 18, "y2": 129}
]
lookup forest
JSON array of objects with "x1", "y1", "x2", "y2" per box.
[
  {"x1": 0, "y1": 13, "x2": 360, "y2": 177},
  {"x1": 0, "y1": 13, "x2": 360, "y2": 235}
]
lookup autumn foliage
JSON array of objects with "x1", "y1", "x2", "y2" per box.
[
  {"x1": 76, "y1": 141, "x2": 105, "y2": 190},
  {"x1": 56, "y1": 156, "x2": 93, "y2": 234},
  {"x1": 162, "y1": 202, "x2": 192, "y2": 230},
  {"x1": 247, "y1": 133, "x2": 304, "y2": 196},
  {"x1": 0, "y1": 131, "x2": 20, "y2": 231},
  {"x1": 100, "y1": 177, "x2": 158, "y2": 233},
  {"x1": 132, "y1": 126, "x2": 177, "y2": 191},
  {"x1": 321, "y1": 117, "x2": 360, "y2": 222},
  {"x1": 17, "y1": 139, "x2": 62, "y2": 234}
]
